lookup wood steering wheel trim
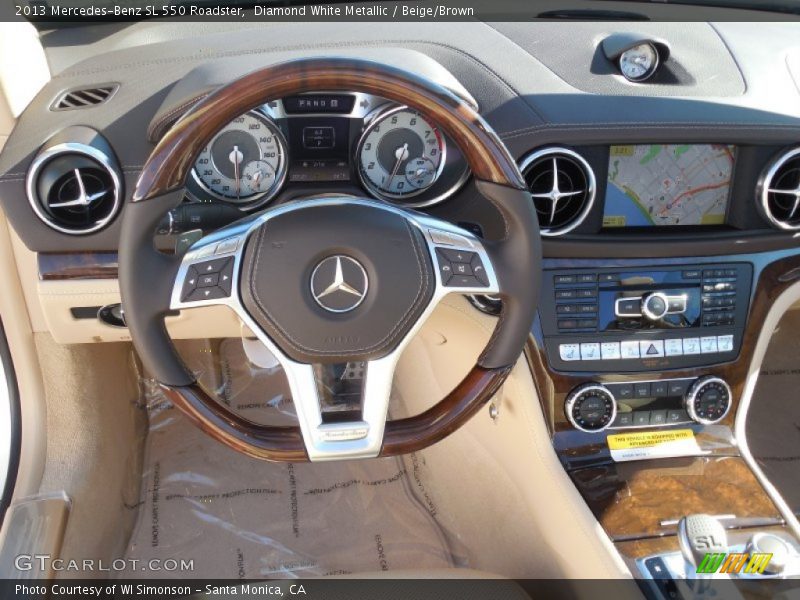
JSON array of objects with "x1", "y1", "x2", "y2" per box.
[
  {"x1": 162, "y1": 365, "x2": 511, "y2": 462},
  {"x1": 133, "y1": 57, "x2": 525, "y2": 202},
  {"x1": 128, "y1": 57, "x2": 534, "y2": 462}
]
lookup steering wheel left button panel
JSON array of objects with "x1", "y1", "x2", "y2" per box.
[{"x1": 181, "y1": 257, "x2": 235, "y2": 302}]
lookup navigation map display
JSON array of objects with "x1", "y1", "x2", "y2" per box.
[{"x1": 603, "y1": 144, "x2": 734, "y2": 227}]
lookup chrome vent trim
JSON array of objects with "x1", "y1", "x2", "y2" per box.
[
  {"x1": 26, "y1": 143, "x2": 122, "y2": 235},
  {"x1": 759, "y1": 147, "x2": 800, "y2": 231},
  {"x1": 518, "y1": 147, "x2": 596, "y2": 236},
  {"x1": 50, "y1": 84, "x2": 118, "y2": 111}
]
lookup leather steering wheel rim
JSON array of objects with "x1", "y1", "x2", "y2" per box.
[{"x1": 120, "y1": 57, "x2": 541, "y2": 462}]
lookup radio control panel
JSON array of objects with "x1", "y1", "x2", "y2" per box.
[{"x1": 541, "y1": 263, "x2": 752, "y2": 372}]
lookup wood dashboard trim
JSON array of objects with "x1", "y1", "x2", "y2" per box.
[{"x1": 38, "y1": 252, "x2": 118, "y2": 281}]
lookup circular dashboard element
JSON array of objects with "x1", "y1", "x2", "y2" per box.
[
  {"x1": 565, "y1": 383, "x2": 617, "y2": 433},
  {"x1": 357, "y1": 106, "x2": 446, "y2": 203},
  {"x1": 641, "y1": 292, "x2": 670, "y2": 321},
  {"x1": 192, "y1": 111, "x2": 287, "y2": 207},
  {"x1": 619, "y1": 43, "x2": 659, "y2": 82},
  {"x1": 684, "y1": 376, "x2": 732, "y2": 425}
]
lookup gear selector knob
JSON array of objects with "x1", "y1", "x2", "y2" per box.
[{"x1": 677, "y1": 514, "x2": 729, "y2": 567}]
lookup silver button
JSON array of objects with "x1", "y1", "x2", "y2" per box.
[
  {"x1": 215, "y1": 237, "x2": 239, "y2": 254},
  {"x1": 717, "y1": 335, "x2": 734, "y2": 352},
  {"x1": 700, "y1": 336, "x2": 718, "y2": 354},
  {"x1": 639, "y1": 340, "x2": 664, "y2": 357},
  {"x1": 682, "y1": 337, "x2": 701, "y2": 355},
  {"x1": 664, "y1": 339, "x2": 683, "y2": 356},
  {"x1": 600, "y1": 342, "x2": 621, "y2": 360},
  {"x1": 580, "y1": 342, "x2": 601, "y2": 360},
  {"x1": 620, "y1": 340, "x2": 640, "y2": 359},
  {"x1": 559, "y1": 344, "x2": 580, "y2": 361}
]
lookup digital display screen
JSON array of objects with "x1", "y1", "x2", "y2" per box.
[{"x1": 603, "y1": 144, "x2": 734, "y2": 227}]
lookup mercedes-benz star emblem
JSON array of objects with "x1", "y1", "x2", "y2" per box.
[{"x1": 310, "y1": 255, "x2": 369, "y2": 313}]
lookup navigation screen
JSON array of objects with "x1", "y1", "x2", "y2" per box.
[{"x1": 603, "y1": 144, "x2": 734, "y2": 227}]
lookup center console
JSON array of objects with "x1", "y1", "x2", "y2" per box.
[{"x1": 528, "y1": 251, "x2": 800, "y2": 594}]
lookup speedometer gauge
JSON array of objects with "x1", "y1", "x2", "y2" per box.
[
  {"x1": 357, "y1": 106, "x2": 445, "y2": 202},
  {"x1": 192, "y1": 111, "x2": 287, "y2": 208}
]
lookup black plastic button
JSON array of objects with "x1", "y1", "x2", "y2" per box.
[
  {"x1": 683, "y1": 270, "x2": 702, "y2": 279},
  {"x1": 576, "y1": 289, "x2": 597, "y2": 299},
  {"x1": 599, "y1": 273, "x2": 619, "y2": 283},
  {"x1": 668, "y1": 380, "x2": 688, "y2": 396},
  {"x1": 577, "y1": 304, "x2": 598, "y2": 314},
  {"x1": 452, "y1": 262, "x2": 473, "y2": 276},
  {"x1": 667, "y1": 409, "x2": 689, "y2": 423},
  {"x1": 218, "y1": 260, "x2": 234, "y2": 295},
  {"x1": 652, "y1": 381, "x2": 669, "y2": 396},
  {"x1": 633, "y1": 411, "x2": 651, "y2": 426},
  {"x1": 195, "y1": 257, "x2": 232, "y2": 275},
  {"x1": 470, "y1": 254, "x2": 489, "y2": 286},
  {"x1": 617, "y1": 298, "x2": 641, "y2": 315},
  {"x1": 439, "y1": 248, "x2": 475, "y2": 264},
  {"x1": 577, "y1": 274, "x2": 597, "y2": 283},
  {"x1": 181, "y1": 267, "x2": 200, "y2": 301},
  {"x1": 613, "y1": 412, "x2": 634, "y2": 427},
  {"x1": 554, "y1": 274, "x2": 576, "y2": 285},
  {"x1": 634, "y1": 382, "x2": 651, "y2": 398},
  {"x1": 198, "y1": 273, "x2": 219, "y2": 288},
  {"x1": 556, "y1": 304, "x2": 577, "y2": 314},
  {"x1": 558, "y1": 319, "x2": 578, "y2": 330},
  {"x1": 577, "y1": 319, "x2": 598, "y2": 329},
  {"x1": 555, "y1": 290, "x2": 576, "y2": 300},
  {"x1": 449, "y1": 275, "x2": 482, "y2": 288},
  {"x1": 650, "y1": 410, "x2": 667, "y2": 425},
  {"x1": 186, "y1": 286, "x2": 227, "y2": 302},
  {"x1": 616, "y1": 384, "x2": 634, "y2": 399}
]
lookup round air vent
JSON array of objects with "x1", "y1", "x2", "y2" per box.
[
  {"x1": 519, "y1": 147, "x2": 596, "y2": 236},
  {"x1": 759, "y1": 147, "x2": 800, "y2": 231},
  {"x1": 26, "y1": 143, "x2": 122, "y2": 235}
]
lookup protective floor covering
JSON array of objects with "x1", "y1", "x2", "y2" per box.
[
  {"x1": 747, "y1": 310, "x2": 800, "y2": 519},
  {"x1": 120, "y1": 339, "x2": 467, "y2": 579}
]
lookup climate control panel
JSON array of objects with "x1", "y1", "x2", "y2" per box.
[{"x1": 564, "y1": 376, "x2": 733, "y2": 432}]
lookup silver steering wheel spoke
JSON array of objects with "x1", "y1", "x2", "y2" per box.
[{"x1": 169, "y1": 198, "x2": 499, "y2": 461}]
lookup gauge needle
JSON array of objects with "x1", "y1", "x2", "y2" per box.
[
  {"x1": 252, "y1": 169, "x2": 262, "y2": 190},
  {"x1": 388, "y1": 143, "x2": 409, "y2": 189},
  {"x1": 229, "y1": 146, "x2": 243, "y2": 199}
]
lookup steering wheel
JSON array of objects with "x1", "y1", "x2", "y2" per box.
[{"x1": 120, "y1": 58, "x2": 541, "y2": 462}]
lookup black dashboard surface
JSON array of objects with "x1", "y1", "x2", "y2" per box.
[{"x1": 2, "y1": 21, "x2": 800, "y2": 255}]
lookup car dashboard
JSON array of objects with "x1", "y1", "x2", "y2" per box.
[{"x1": 1, "y1": 18, "x2": 800, "y2": 589}]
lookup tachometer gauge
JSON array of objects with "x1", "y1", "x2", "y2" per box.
[
  {"x1": 618, "y1": 43, "x2": 659, "y2": 82},
  {"x1": 192, "y1": 111, "x2": 287, "y2": 207},
  {"x1": 357, "y1": 106, "x2": 445, "y2": 202}
]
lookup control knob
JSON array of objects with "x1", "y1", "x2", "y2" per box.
[
  {"x1": 565, "y1": 383, "x2": 617, "y2": 432},
  {"x1": 746, "y1": 532, "x2": 793, "y2": 575},
  {"x1": 641, "y1": 292, "x2": 670, "y2": 321},
  {"x1": 684, "y1": 376, "x2": 732, "y2": 425}
]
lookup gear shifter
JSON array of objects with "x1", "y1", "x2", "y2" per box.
[
  {"x1": 678, "y1": 514, "x2": 729, "y2": 567},
  {"x1": 677, "y1": 514, "x2": 729, "y2": 596}
]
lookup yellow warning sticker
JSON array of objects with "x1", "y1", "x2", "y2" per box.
[{"x1": 607, "y1": 429, "x2": 701, "y2": 462}]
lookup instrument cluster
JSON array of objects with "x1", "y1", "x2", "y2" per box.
[{"x1": 187, "y1": 92, "x2": 470, "y2": 210}]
